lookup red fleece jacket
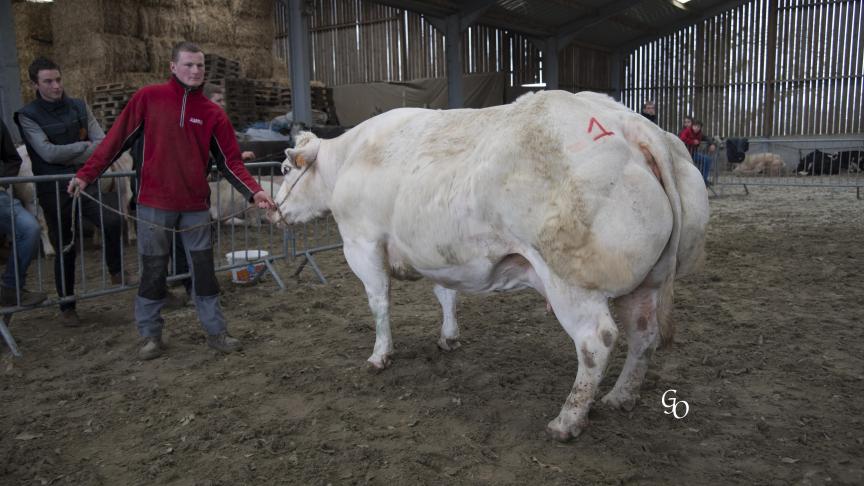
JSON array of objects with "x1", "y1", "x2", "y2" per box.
[
  {"x1": 678, "y1": 126, "x2": 702, "y2": 148},
  {"x1": 76, "y1": 77, "x2": 262, "y2": 212}
]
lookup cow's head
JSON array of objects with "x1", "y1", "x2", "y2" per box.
[{"x1": 268, "y1": 131, "x2": 329, "y2": 225}]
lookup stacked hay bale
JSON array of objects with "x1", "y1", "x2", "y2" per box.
[
  {"x1": 12, "y1": 0, "x2": 54, "y2": 103},
  {"x1": 40, "y1": 0, "x2": 275, "y2": 130}
]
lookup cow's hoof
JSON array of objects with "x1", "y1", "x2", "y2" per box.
[
  {"x1": 545, "y1": 418, "x2": 584, "y2": 442},
  {"x1": 366, "y1": 355, "x2": 391, "y2": 372},
  {"x1": 600, "y1": 392, "x2": 637, "y2": 412},
  {"x1": 437, "y1": 337, "x2": 461, "y2": 352}
]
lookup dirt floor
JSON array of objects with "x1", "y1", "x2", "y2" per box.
[{"x1": 2, "y1": 185, "x2": 863, "y2": 485}]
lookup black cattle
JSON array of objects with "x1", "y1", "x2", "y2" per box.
[
  {"x1": 726, "y1": 138, "x2": 749, "y2": 164},
  {"x1": 835, "y1": 150, "x2": 864, "y2": 173},
  {"x1": 797, "y1": 150, "x2": 840, "y2": 175}
]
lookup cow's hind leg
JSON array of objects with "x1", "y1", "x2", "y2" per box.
[
  {"x1": 545, "y1": 284, "x2": 618, "y2": 442},
  {"x1": 433, "y1": 285, "x2": 460, "y2": 351},
  {"x1": 343, "y1": 239, "x2": 393, "y2": 370},
  {"x1": 601, "y1": 285, "x2": 661, "y2": 411}
]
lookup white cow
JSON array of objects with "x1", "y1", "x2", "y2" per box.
[
  {"x1": 100, "y1": 150, "x2": 137, "y2": 243},
  {"x1": 13, "y1": 146, "x2": 55, "y2": 256},
  {"x1": 270, "y1": 91, "x2": 709, "y2": 441}
]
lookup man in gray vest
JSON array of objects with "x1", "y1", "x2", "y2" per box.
[{"x1": 14, "y1": 57, "x2": 133, "y2": 327}]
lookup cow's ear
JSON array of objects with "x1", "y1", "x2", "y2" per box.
[
  {"x1": 284, "y1": 138, "x2": 321, "y2": 170},
  {"x1": 283, "y1": 147, "x2": 300, "y2": 170}
]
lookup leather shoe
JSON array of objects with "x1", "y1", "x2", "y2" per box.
[{"x1": 60, "y1": 309, "x2": 81, "y2": 327}]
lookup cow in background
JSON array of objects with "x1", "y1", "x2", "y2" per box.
[
  {"x1": 797, "y1": 150, "x2": 839, "y2": 175},
  {"x1": 836, "y1": 150, "x2": 864, "y2": 173},
  {"x1": 733, "y1": 152, "x2": 786, "y2": 176},
  {"x1": 95, "y1": 151, "x2": 136, "y2": 244},
  {"x1": 13, "y1": 146, "x2": 55, "y2": 256}
]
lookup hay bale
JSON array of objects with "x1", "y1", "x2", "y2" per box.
[
  {"x1": 146, "y1": 37, "x2": 182, "y2": 76},
  {"x1": 23, "y1": 0, "x2": 276, "y2": 107},
  {"x1": 230, "y1": 0, "x2": 273, "y2": 17},
  {"x1": 233, "y1": 17, "x2": 274, "y2": 46},
  {"x1": 139, "y1": 6, "x2": 191, "y2": 38},
  {"x1": 102, "y1": 0, "x2": 141, "y2": 36},
  {"x1": 13, "y1": 1, "x2": 54, "y2": 103},
  {"x1": 188, "y1": 5, "x2": 234, "y2": 44}
]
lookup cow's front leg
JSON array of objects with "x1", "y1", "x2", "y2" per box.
[
  {"x1": 433, "y1": 285, "x2": 460, "y2": 351},
  {"x1": 545, "y1": 286, "x2": 618, "y2": 442},
  {"x1": 343, "y1": 239, "x2": 393, "y2": 370}
]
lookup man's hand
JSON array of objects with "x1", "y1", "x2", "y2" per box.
[
  {"x1": 67, "y1": 176, "x2": 88, "y2": 195},
  {"x1": 252, "y1": 190, "x2": 275, "y2": 210}
]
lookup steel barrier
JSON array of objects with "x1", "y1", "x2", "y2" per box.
[
  {"x1": 0, "y1": 161, "x2": 343, "y2": 356},
  {"x1": 710, "y1": 138, "x2": 864, "y2": 198}
]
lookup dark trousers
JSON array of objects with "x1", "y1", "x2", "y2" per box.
[{"x1": 39, "y1": 185, "x2": 124, "y2": 310}]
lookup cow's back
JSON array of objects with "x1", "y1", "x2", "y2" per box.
[{"x1": 330, "y1": 91, "x2": 690, "y2": 295}]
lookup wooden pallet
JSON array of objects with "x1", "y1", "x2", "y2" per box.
[{"x1": 204, "y1": 54, "x2": 241, "y2": 80}]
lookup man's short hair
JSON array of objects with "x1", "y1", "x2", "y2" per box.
[
  {"x1": 203, "y1": 83, "x2": 224, "y2": 100},
  {"x1": 693, "y1": 120, "x2": 703, "y2": 127},
  {"x1": 643, "y1": 100, "x2": 656, "y2": 108},
  {"x1": 171, "y1": 41, "x2": 203, "y2": 62},
  {"x1": 28, "y1": 57, "x2": 60, "y2": 83}
]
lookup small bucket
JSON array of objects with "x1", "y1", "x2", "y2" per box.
[{"x1": 225, "y1": 250, "x2": 269, "y2": 284}]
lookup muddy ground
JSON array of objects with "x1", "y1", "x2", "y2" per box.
[{"x1": 2, "y1": 186, "x2": 863, "y2": 485}]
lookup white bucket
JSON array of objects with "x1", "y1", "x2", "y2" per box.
[{"x1": 225, "y1": 250, "x2": 269, "y2": 284}]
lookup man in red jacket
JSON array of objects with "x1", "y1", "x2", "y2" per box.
[{"x1": 68, "y1": 42, "x2": 275, "y2": 360}]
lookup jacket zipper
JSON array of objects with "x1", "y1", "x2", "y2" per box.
[{"x1": 179, "y1": 89, "x2": 189, "y2": 127}]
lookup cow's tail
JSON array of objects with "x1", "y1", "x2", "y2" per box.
[{"x1": 622, "y1": 118, "x2": 685, "y2": 347}]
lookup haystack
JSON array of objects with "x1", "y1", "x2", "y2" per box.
[
  {"x1": 13, "y1": 0, "x2": 53, "y2": 103},
  {"x1": 45, "y1": 0, "x2": 275, "y2": 105}
]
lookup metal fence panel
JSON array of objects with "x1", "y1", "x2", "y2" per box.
[{"x1": 0, "y1": 162, "x2": 345, "y2": 356}]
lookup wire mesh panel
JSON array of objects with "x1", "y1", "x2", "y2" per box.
[{"x1": 714, "y1": 138, "x2": 864, "y2": 191}]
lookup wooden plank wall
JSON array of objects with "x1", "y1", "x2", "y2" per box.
[
  {"x1": 273, "y1": 0, "x2": 609, "y2": 94},
  {"x1": 621, "y1": 0, "x2": 862, "y2": 137}
]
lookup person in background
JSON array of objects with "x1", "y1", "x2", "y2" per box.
[
  {"x1": 0, "y1": 120, "x2": 47, "y2": 307},
  {"x1": 678, "y1": 115, "x2": 693, "y2": 139},
  {"x1": 14, "y1": 57, "x2": 133, "y2": 327},
  {"x1": 640, "y1": 100, "x2": 657, "y2": 124},
  {"x1": 202, "y1": 84, "x2": 256, "y2": 162},
  {"x1": 679, "y1": 119, "x2": 717, "y2": 186}
]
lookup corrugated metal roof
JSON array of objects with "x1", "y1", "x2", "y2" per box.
[{"x1": 372, "y1": 0, "x2": 748, "y2": 51}]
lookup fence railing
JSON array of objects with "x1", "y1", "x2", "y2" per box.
[
  {"x1": 708, "y1": 138, "x2": 864, "y2": 197},
  {"x1": 0, "y1": 161, "x2": 344, "y2": 356}
]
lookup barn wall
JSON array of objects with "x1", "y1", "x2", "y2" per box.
[
  {"x1": 621, "y1": 0, "x2": 863, "y2": 138},
  {"x1": 274, "y1": 0, "x2": 612, "y2": 95}
]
